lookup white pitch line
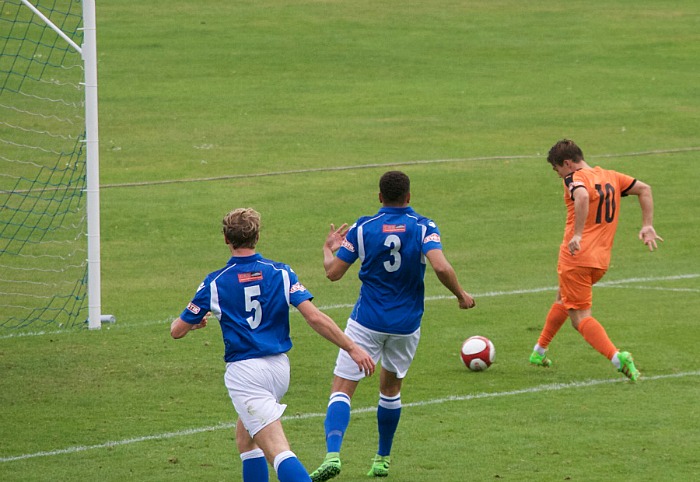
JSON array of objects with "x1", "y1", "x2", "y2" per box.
[
  {"x1": 97, "y1": 146, "x2": 700, "y2": 190},
  {"x1": 596, "y1": 273, "x2": 700, "y2": 286},
  {"x1": 1, "y1": 370, "x2": 698, "y2": 464},
  {"x1": 414, "y1": 273, "x2": 700, "y2": 306},
  {"x1": 603, "y1": 285, "x2": 700, "y2": 293},
  {"x1": 1, "y1": 273, "x2": 697, "y2": 340}
]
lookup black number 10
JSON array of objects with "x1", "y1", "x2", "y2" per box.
[{"x1": 595, "y1": 183, "x2": 616, "y2": 224}]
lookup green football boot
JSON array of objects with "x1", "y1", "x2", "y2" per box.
[
  {"x1": 310, "y1": 452, "x2": 341, "y2": 482},
  {"x1": 617, "y1": 351, "x2": 640, "y2": 382},
  {"x1": 367, "y1": 454, "x2": 391, "y2": 478},
  {"x1": 529, "y1": 350, "x2": 552, "y2": 367}
]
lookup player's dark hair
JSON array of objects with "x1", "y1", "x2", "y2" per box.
[
  {"x1": 379, "y1": 171, "x2": 410, "y2": 204},
  {"x1": 222, "y1": 208, "x2": 260, "y2": 249},
  {"x1": 547, "y1": 139, "x2": 584, "y2": 166}
]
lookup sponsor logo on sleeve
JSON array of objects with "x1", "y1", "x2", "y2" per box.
[
  {"x1": 382, "y1": 224, "x2": 406, "y2": 233},
  {"x1": 196, "y1": 282, "x2": 205, "y2": 292},
  {"x1": 423, "y1": 233, "x2": 441, "y2": 244},
  {"x1": 341, "y1": 239, "x2": 355, "y2": 252},
  {"x1": 290, "y1": 282, "x2": 307, "y2": 294},
  {"x1": 238, "y1": 271, "x2": 263, "y2": 283},
  {"x1": 186, "y1": 302, "x2": 201, "y2": 315},
  {"x1": 567, "y1": 180, "x2": 585, "y2": 193}
]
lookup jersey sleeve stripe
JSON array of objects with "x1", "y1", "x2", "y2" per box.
[
  {"x1": 569, "y1": 184, "x2": 586, "y2": 200},
  {"x1": 621, "y1": 178, "x2": 637, "y2": 197}
]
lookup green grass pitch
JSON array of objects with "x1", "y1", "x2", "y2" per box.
[{"x1": 1, "y1": 1, "x2": 699, "y2": 481}]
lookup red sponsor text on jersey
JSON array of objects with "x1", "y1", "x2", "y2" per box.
[
  {"x1": 423, "y1": 233, "x2": 440, "y2": 243},
  {"x1": 186, "y1": 302, "x2": 201, "y2": 314},
  {"x1": 290, "y1": 282, "x2": 307, "y2": 294},
  {"x1": 383, "y1": 224, "x2": 406, "y2": 233},
  {"x1": 341, "y1": 239, "x2": 355, "y2": 252},
  {"x1": 238, "y1": 271, "x2": 263, "y2": 283}
]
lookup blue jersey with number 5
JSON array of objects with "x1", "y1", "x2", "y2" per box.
[
  {"x1": 179, "y1": 253, "x2": 313, "y2": 362},
  {"x1": 337, "y1": 206, "x2": 442, "y2": 334}
]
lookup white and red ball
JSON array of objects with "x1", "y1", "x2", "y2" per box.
[{"x1": 460, "y1": 336, "x2": 495, "y2": 371}]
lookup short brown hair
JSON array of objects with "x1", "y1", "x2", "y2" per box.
[
  {"x1": 222, "y1": 208, "x2": 260, "y2": 249},
  {"x1": 547, "y1": 139, "x2": 584, "y2": 166},
  {"x1": 379, "y1": 171, "x2": 410, "y2": 204}
]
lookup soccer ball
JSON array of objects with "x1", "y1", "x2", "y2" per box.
[{"x1": 460, "y1": 336, "x2": 495, "y2": 371}]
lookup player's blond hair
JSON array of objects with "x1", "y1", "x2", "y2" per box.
[{"x1": 222, "y1": 208, "x2": 260, "y2": 249}]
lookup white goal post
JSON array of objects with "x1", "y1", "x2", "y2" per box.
[{"x1": 1, "y1": 0, "x2": 111, "y2": 330}]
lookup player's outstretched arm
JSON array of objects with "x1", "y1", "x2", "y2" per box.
[
  {"x1": 638, "y1": 225, "x2": 663, "y2": 251},
  {"x1": 170, "y1": 314, "x2": 208, "y2": 339},
  {"x1": 324, "y1": 223, "x2": 348, "y2": 253},
  {"x1": 297, "y1": 300, "x2": 375, "y2": 376},
  {"x1": 626, "y1": 180, "x2": 664, "y2": 251},
  {"x1": 425, "y1": 249, "x2": 475, "y2": 309},
  {"x1": 323, "y1": 223, "x2": 352, "y2": 281}
]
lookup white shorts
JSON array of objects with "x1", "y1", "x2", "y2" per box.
[
  {"x1": 224, "y1": 353, "x2": 290, "y2": 437},
  {"x1": 334, "y1": 318, "x2": 420, "y2": 381}
]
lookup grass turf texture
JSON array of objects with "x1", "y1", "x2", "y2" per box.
[{"x1": 2, "y1": 0, "x2": 699, "y2": 480}]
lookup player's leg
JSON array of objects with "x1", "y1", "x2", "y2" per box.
[
  {"x1": 570, "y1": 307, "x2": 617, "y2": 357},
  {"x1": 325, "y1": 377, "x2": 359, "y2": 451},
  {"x1": 366, "y1": 329, "x2": 419, "y2": 477},
  {"x1": 252, "y1": 420, "x2": 311, "y2": 482},
  {"x1": 567, "y1": 268, "x2": 640, "y2": 381},
  {"x1": 236, "y1": 419, "x2": 269, "y2": 482},
  {"x1": 310, "y1": 377, "x2": 358, "y2": 482},
  {"x1": 571, "y1": 310, "x2": 639, "y2": 380},
  {"x1": 311, "y1": 320, "x2": 380, "y2": 482},
  {"x1": 367, "y1": 368, "x2": 402, "y2": 477},
  {"x1": 530, "y1": 289, "x2": 568, "y2": 367},
  {"x1": 377, "y1": 367, "x2": 403, "y2": 457},
  {"x1": 226, "y1": 354, "x2": 309, "y2": 481},
  {"x1": 565, "y1": 267, "x2": 617, "y2": 358}
]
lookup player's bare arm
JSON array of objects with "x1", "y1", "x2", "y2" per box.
[
  {"x1": 425, "y1": 249, "x2": 475, "y2": 309},
  {"x1": 296, "y1": 300, "x2": 375, "y2": 376},
  {"x1": 170, "y1": 314, "x2": 208, "y2": 339},
  {"x1": 323, "y1": 223, "x2": 352, "y2": 281},
  {"x1": 625, "y1": 180, "x2": 663, "y2": 251},
  {"x1": 569, "y1": 187, "x2": 589, "y2": 255},
  {"x1": 325, "y1": 223, "x2": 348, "y2": 252}
]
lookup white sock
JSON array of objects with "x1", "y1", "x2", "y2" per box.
[
  {"x1": 240, "y1": 448, "x2": 265, "y2": 461},
  {"x1": 611, "y1": 351, "x2": 621, "y2": 369},
  {"x1": 273, "y1": 450, "x2": 296, "y2": 473}
]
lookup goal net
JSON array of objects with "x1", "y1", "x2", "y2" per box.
[{"x1": 0, "y1": 0, "x2": 105, "y2": 331}]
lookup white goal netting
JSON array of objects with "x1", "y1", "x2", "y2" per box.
[{"x1": 0, "y1": 0, "x2": 90, "y2": 330}]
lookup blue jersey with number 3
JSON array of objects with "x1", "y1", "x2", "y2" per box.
[
  {"x1": 179, "y1": 254, "x2": 313, "y2": 362},
  {"x1": 337, "y1": 206, "x2": 442, "y2": 334}
]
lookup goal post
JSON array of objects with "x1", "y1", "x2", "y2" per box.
[
  {"x1": 0, "y1": 0, "x2": 111, "y2": 330},
  {"x1": 82, "y1": 0, "x2": 103, "y2": 330}
]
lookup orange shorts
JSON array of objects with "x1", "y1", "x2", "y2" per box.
[{"x1": 557, "y1": 264, "x2": 607, "y2": 310}]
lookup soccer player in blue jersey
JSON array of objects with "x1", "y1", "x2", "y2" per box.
[
  {"x1": 171, "y1": 208, "x2": 375, "y2": 482},
  {"x1": 309, "y1": 171, "x2": 476, "y2": 480}
]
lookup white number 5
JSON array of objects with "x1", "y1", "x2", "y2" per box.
[{"x1": 244, "y1": 285, "x2": 262, "y2": 329}]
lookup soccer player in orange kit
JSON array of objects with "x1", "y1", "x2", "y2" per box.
[{"x1": 529, "y1": 139, "x2": 663, "y2": 381}]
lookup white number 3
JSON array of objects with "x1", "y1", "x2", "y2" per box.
[{"x1": 383, "y1": 234, "x2": 402, "y2": 272}]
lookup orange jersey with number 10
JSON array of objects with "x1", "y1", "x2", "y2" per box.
[{"x1": 559, "y1": 166, "x2": 636, "y2": 270}]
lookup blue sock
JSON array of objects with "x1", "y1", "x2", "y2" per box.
[
  {"x1": 377, "y1": 393, "x2": 401, "y2": 456},
  {"x1": 274, "y1": 451, "x2": 311, "y2": 482},
  {"x1": 241, "y1": 448, "x2": 268, "y2": 482},
  {"x1": 324, "y1": 392, "x2": 351, "y2": 453}
]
